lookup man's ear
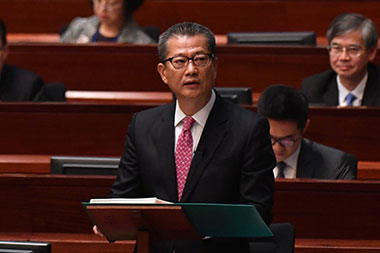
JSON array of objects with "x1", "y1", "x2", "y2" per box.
[
  {"x1": 0, "y1": 44, "x2": 8, "y2": 62},
  {"x1": 212, "y1": 56, "x2": 218, "y2": 78},
  {"x1": 368, "y1": 46, "x2": 377, "y2": 61},
  {"x1": 157, "y1": 62, "x2": 168, "y2": 84},
  {"x1": 302, "y1": 119, "x2": 310, "y2": 134}
]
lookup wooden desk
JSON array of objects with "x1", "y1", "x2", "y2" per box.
[
  {"x1": 1, "y1": 174, "x2": 379, "y2": 240},
  {"x1": 305, "y1": 106, "x2": 380, "y2": 161},
  {"x1": 0, "y1": 233, "x2": 134, "y2": 253},
  {"x1": 7, "y1": 43, "x2": 380, "y2": 93},
  {"x1": 273, "y1": 178, "x2": 380, "y2": 240},
  {"x1": 0, "y1": 103, "x2": 155, "y2": 157},
  {"x1": 1, "y1": 233, "x2": 380, "y2": 253},
  {"x1": 65, "y1": 91, "x2": 173, "y2": 104},
  {"x1": 0, "y1": 155, "x2": 50, "y2": 173},
  {"x1": 2, "y1": 0, "x2": 380, "y2": 37},
  {"x1": 5, "y1": 33, "x2": 329, "y2": 46},
  {"x1": 6, "y1": 43, "x2": 331, "y2": 93},
  {"x1": 0, "y1": 103, "x2": 379, "y2": 161}
]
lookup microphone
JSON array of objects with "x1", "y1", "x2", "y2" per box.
[{"x1": 194, "y1": 150, "x2": 204, "y2": 156}]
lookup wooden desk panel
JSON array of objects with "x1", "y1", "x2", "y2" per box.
[
  {"x1": 305, "y1": 107, "x2": 380, "y2": 161},
  {"x1": 6, "y1": 44, "x2": 331, "y2": 92},
  {"x1": 2, "y1": 0, "x2": 380, "y2": 37},
  {"x1": 8, "y1": 43, "x2": 380, "y2": 93},
  {"x1": 1, "y1": 174, "x2": 380, "y2": 240},
  {"x1": 273, "y1": 179, "x2": 380, "y2": 240},
  {"x1": 0, "y1": 103, "x2": 379, "y2": 161},
  {"x1": 0, "y1": 155, "x2": 50, "y2": 173},
  {"x1": 2, "y1": 233, "x2": 380, "y2": 252},
  {"x1": 0, "y1": 103, "x2": 154, "y2": 156}
]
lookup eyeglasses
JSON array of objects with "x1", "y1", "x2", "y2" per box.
[
  {"x1": 271, "y1": 136, "x2": 298, "y2": 147},
  {"x1": 162, "y1": 53, "x2": 214, "y2": 70},
  {"x1": 92, "y1": 0, "x2": 123, "y2": 12},
  {"x1": 328, "y1": 44, "x2": 364, "y2": 57}
]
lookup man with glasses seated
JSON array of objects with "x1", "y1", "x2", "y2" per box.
[
  {"x1": 258, "y1": 84, "x2": 357, "y2": 179},
  {"x1": 301, "y1": 13, "x2": 380, "y2": 107},
  {"x1": 61, "y1": 0, "x2": 154, "y2": 43}
]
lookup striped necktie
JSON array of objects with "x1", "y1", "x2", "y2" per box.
[
  {"x1": 276, "y1": 162, "x2": 287, "y2": 178},
  {"x1": 346, "y1": 93, "x2": 357, "y2": 106}
]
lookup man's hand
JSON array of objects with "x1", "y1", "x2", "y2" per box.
[{"x1": 93, "y1": 225, "x2": 104, "y2": 237}]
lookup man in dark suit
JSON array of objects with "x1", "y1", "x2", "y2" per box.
[
  {"x1": 0, "y1": 19, "x2": 44, "y2": 101},
  {"x1": 258, "y1": 84, "x2": 357, "y2": 179},
  {"x1": 96, "y1": 22, "x2": 276, "y2": 252},
  {"x1": 301, "y1": 13, "x2": 380, "y2": 107}
]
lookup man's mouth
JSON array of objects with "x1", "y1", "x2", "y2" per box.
[
  {"x1": 184, "y1": 80, "x2": 200, "y2": 85},
  {"x1": 337, "y1": 65, "x2": 351, "y2": 71}
]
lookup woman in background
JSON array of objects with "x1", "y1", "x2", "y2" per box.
[{"x1": 61, "y1": 0, "x2": 154, "y2": 44}]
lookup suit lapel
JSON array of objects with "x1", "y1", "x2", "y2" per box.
[
  {"x1": 362, "y1": 63, "x2": 378, "y2": 106},
  {"x1": 296, "y1": 139, "x2": 315, "y2": 178},
  {"x1": 324, "y1": 77, "x2": 339, "y2": 106},
  {"x1": 152, "y1": 103, "x2": 178, "y2": 201},
  {"x1": 181, "y1": 95, "x2": 228, "y2": 202}
]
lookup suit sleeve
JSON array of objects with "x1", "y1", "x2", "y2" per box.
[
  {"x1": 31, "y1": 76, "x2": 45, "y2": 101},
  {"x1": 241, "y1": 116, "x2": 276, "y2": 225},
  {"x1": 337, "y1": 153, "x2": 358, "y2": 179},
  {"x1": 110, "y1": 113, "x2": 143, "y2": 198}
]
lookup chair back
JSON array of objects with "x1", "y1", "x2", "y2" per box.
[{"x1": 250, "y1": 223, "x2": 295, "y2": 253}]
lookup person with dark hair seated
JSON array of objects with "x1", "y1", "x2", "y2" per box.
[
  {"x1": 0, "y1": 19, "x2": 45, "y2": 101},
  {"x1": 61, "y1": 0, "x2": 154, "y2": 44},
  {"x1": 257, "y1": 84, "x2": 357, "y2": 179},
  {"x1": 301, "y1": 13, "x2": 380, "y2": 107}
]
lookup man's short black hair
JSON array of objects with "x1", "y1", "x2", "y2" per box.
[
  {"x1": 0, "y1": 19, "x2": 6, "y2": 47},
  {"x1": 257, "y1": 85, "x2": 309, "y2": 130},
  {"x1": 158, "y1": 22, "x2": 216, "y2": 62}
]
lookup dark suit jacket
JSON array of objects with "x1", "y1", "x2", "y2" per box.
[
  {"x1": 300, "y1": 63, "x2": 380, "y2": 106},
  {"x1": 110, "y1": 93, "x2": 276, "y2": 253},
  {"x1": 297, "y1": 138, "x2": 357, "y2": 179},
  {"x1": 0, "y1": 64, "x2": 44, "y2": 101}
]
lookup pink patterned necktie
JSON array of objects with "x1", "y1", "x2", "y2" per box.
[{"x1": 175, "y1": 116, "x2": 196, "y2": 201}]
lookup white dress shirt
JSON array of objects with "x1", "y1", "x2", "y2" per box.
[
  {"x1": 273, "y1": 143, "x2": 301, "y2": 179},
  {"x1": 174, "y1": 90, "x2": 216, "y2": 154}
]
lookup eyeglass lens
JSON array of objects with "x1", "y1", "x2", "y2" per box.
[
  {"x1": 328, "y1": 44, "x2": 362, "y2": 57},
  {"x1": 271, "y1": 137, "x2": 295, "y2": 147}
]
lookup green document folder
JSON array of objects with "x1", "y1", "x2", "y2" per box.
[{"x1": 179, "y1": 203, "x2": 273, "y2": 238}]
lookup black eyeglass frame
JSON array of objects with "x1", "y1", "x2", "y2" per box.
[
  {"x1": 161, "y1": 53, "x2": 215, "y2": 69},
  {"x1": 271, "y1": 136, "x2": 299, "y2": 147}
]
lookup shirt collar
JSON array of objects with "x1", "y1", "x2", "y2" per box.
[
  {"x1": 282, "y1": 141, "x2": 302, "y2": 178},
  {"x1": 337, "y1": 72, "x2": 367, "y2": 106},
  {"x1": 174, "y1": 89, "x2": 216, "y2": 127}
]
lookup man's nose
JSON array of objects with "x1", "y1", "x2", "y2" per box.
[
  {"x1": 184, "y1": 60, "x2": 198, "y2": 74},
  {"x1": 339, "y1": 48, "x2": 351, "y2": 60}
]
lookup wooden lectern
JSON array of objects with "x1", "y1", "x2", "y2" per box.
[{"x1": 83, "y1": 202, "x2": 273, "y2": 253}]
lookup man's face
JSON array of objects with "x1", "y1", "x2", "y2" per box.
[
  {"x1": 157, "y1": 34, "x2": 218, "y2": 104},
  {"x1": 268, "y1": 119, "x2": 303, "y2": 162},
  {"x1": 0, "y1": 40, "x2": 7, "y2": 73},
  {"x1": 329, "y1": 29, "x2": 377, "y2": 84}
]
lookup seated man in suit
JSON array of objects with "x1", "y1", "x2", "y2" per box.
[
  {"x1": 94, "y1": 22, "x2": 276, "y2": 253},
  {"x1": 301, "y1": 13, "x2": 380, "y2": 107},
  {"x1": 0, "y1": 19, "x2": 45, "y2": 101},
  {"x1": 257, "y1": 84, "x2": 357, "y2": 179}
]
